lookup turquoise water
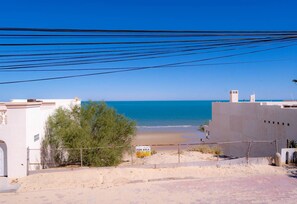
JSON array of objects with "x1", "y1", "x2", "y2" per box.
[
  {"x1": 84, "y1": 100, "x2": 279, "y2": 128},
  {"x1": 104, "y1": 101, "x2": 215, "y2": 127}
]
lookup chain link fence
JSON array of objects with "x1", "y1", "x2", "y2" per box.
[{"x1": 27, "y1": 140, "x2": 278, "y2": 173}]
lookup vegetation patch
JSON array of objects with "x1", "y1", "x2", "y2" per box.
[
  {"x1": 42, "y1": 101, "x2": 136, "y2": 167},
  {"x1": 188, "y1": 145, "x2": 222, "y2": 155}
]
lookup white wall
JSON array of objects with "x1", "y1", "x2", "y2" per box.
[
  {"x1": 207, "y1": 102, "x2": 297, "y2": 157},
  {"x1": 0, "y1": 98, "x2": 81, "y2": 178},
  {"x1": 281, "y1": 148, "x2": 297, "y2": 164},
  {"x1": 0, "y1": 105, "x2": 28, "y2": 178},
  {"x1": 26, "y1": 105, "x2": 43, "y2": 171}
]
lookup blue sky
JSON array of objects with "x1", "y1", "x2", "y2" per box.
[{"x1": 0, "y1": 0, "x2": 296, "y2": 101}]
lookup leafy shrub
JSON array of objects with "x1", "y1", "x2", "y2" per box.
[{"x1": 42, "y1": 101, "x2": 136, "y2": 167}]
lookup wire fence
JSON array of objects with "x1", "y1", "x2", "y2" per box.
[{"x1": 27, "y1": 140, "x2": 278, "y2": 173}]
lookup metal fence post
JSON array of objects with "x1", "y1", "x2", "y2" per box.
[
  {"x1": 27, "y1": 147, "x2": 30, "y2": 176},
  {"x1": 129, "y1": 145, "x2": 134, "y2": 166},
  {"x1": 178, "y1": 144, "x2": 180, "y2": 164},
  {"x1": 80, "y1": 148, "x2": 83, "y2": 167},
  {"x1": 246, "y1": 142, "x2": 252, "y2": 164},
  {"x1": 275, "y1": 140, "x2": 279, "y2": 153}
]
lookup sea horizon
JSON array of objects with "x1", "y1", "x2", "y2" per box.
[
  {"x1": 83, "y1": 100, "x2": 213, "y2": 127},
  {"x1": 82, "y1": 100, "x2": 283, "y2": 128}
]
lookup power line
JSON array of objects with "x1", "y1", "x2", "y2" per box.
[
  {"x1": 1, "y1": 27, "x2": 297, "y2": 34},
  {"x1": 0, "y1": 37, "x2": 294, "y2": 70},
  {"x1": 0, "y1": 59, "x2": 289, "y2": 72},
  {"x1": 0, "y1": 43, "x2": 294, "y2": 85},
  {"x1": 1, "y1": 37, "x2": 295, "y2": 47},
  {"x1": 0, "y1": 28, "x2": 296, "y2": 85}
]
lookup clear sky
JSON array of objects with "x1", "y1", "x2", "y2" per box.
[{"x1": 0, "y1": 0, "x2": 296, "y2": 101}]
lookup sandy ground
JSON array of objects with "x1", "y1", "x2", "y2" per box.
[
  {"x1": 133, "y1": 131, "x2": 186, "y2": 145},
  {"x1": 132, "y1": 128, "x2": 201, "y2": 146},
  {"x1": 1, "y1": 130, "x2": 296, "y2": 203},
  {"x1": 121, "y1": 150, "x2": 218, "y2": 166},
  {"x1": 1, "y1": 165, "x2": 296, "y2": 203}
]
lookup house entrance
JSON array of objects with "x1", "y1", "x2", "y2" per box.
[{"x1": 0, "y1": 141, "x2": 7, "y2": 177}]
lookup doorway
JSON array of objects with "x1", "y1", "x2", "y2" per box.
[{"x1": 0, "y1": 141, "x2": 7, "y2": 177}]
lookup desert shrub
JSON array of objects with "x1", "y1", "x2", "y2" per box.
[
  {"x1": 42, "y1": 101, "x2": 136, "y2": 167},
  {"x1": 151, "y1": 149, "x2": 157, "y2": 155},
  {"x1": 189, "y1": 145, "x2": 222, "y2": 155}
]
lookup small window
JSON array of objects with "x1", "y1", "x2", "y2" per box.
[
  {"x1": 264, "y1": 120, "x2": 266, "y2": 123},
  {"x1": 282, "y1": 122, "x2": 285, "y2": 125},
  {"x1": 277, "y1": 122, "x2": 280, "y2": 125},
  {"x1": 273, "y1": 121, "x2": 275, "y2": 124},
  {"x1": 268, "y1": 121, "x2": 270, "y2": 124},
  {"x1": 287, "y1": 123, "x2": 290, "y2": 126},
  {"x1": 34, "y1": 134, "x2": 40, "y2": 142}
]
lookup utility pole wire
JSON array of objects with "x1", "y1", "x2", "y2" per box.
[{"x1": 0, "y1": 43, "x2": 294, "y2": 85}]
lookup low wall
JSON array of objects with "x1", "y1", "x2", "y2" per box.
[{"x1": 281, "y1": 148, "x2": 297, "y2": 164}]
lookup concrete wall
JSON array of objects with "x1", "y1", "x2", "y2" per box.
[
  {"x1": 25, "y1": 105, "x2": 43, "y2": 171},
  {"x1": 0, "y1": 104, "x2": 29, "y2": 178},
  {"x1": 281, "y1": 148, "x2": 297, "y2": 164},
  {"x1": 0, "y1": 98, "x2": 81, "y2": 178},
  {"x1": 207, "y1": 102, "x2": 297, "y2": 157}
]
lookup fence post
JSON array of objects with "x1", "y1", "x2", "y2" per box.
[
  {"x1": 246, "y1": 142, "x2": 252, "y2": 164},
  {"x1": 27, "y1": 147, "x2": 30, "y2": 176},
  {"x1": 130, "y1": 146, "x2": 134, "y2": 166},
  {"x1": 80, "y1": 148, "x2": 83, "y2": 167},
  {"x1": 275, "y1": 140, "x2": 279, "y2": 153},
  {"x1": 178, "y1": 144, "x2": 180, "y2": 164}
]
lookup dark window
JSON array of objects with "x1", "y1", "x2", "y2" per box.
[
  {"x1": 273, "y1": 121, "x2": 275, "y2": 124},
  {"x1": 268, "y1": 121, "x2": 270, "y2": 124},
  {"x1": 288, "y1": 123, "x2": 290, "y2": 126},
  {"x1": 277, "y1": 122, "x2": 280, "y2": 125},
  {"x1": 264, "y1": 120, "x2": 266, "y2": 123},
  {"x1": 282, "y1": 122, "x2": 285, "y2": 125}
]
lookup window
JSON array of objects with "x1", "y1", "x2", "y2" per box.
[
  {"x1": 34, "y1": 134, "x2": 40, "y2": 142},
  {"x1": 273, "y1": 121, "x2": 275, "y2": 124},
  {"x1": 287, "y1": 123, "x2": 290, "y2": 126},
  {"x1": 268, "y1": 121, "x2": 270, "y2": 124},
  {"x1": 264, "y1": 120, "x2": 266, "y2": 123},
  {"x1": 277, "y1": 122, "x2": 280, "y2": 125},
  {"x1": 282, "y1": 122, "x2": 285, "y2": 125}
]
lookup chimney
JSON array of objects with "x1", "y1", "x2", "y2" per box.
[
  {"x1": 250, "y1": 94, "x2": 256, "y2": 102},
  {"x1": 230, "y1": 90, "x2": 239, "y2": 103}
]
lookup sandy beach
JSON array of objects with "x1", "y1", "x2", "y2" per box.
[
  {"x1": 133, "y1": 131, "x2": 187, "y2": 145},
  {"x1": 133, "y1": 127, "x2": 202, "y2": 146}
]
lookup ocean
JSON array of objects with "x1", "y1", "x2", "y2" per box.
[{"x1": 104, "y1": 101, "x2": 215, "y2": 128}]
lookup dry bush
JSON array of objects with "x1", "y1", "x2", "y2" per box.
[
  {"x1": 189, "y1": 145, "x2": 222, "y2": 155},
  {"x1": 151, "y1": 149, "x2": 157, "y2": 155}
]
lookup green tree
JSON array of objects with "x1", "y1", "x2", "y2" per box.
[{"x1": 42, "y1": 101, "x2": 136, "y2": 167}]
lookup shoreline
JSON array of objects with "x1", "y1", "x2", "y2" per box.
[{"x1": 133, "y1": 126, "x2": 204, "y2": 146}]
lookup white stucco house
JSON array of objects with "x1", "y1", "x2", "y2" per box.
[
  {"x1": 205, "y1": 90, "x2": 297, "y2": 158},
  {"x1": 0, "y1": 98, "x2": 80, "y2": 178}
]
